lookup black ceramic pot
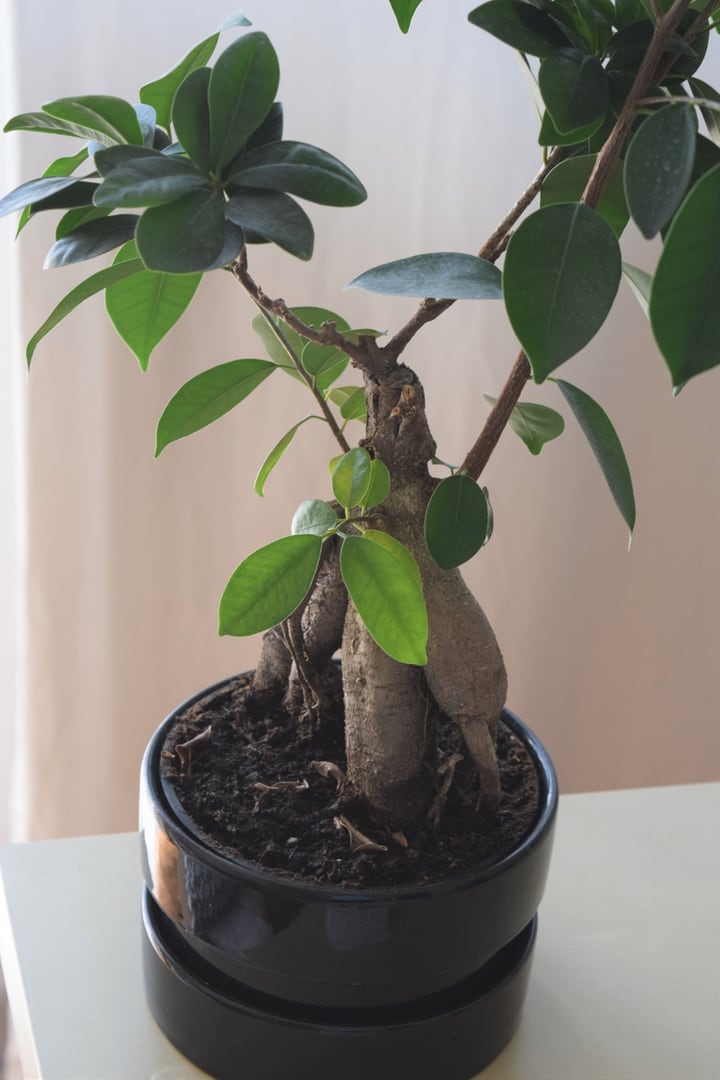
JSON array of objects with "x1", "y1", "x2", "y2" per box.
[{"x1": 140, "y1": 675, "x2": 558, "y2": 1080}]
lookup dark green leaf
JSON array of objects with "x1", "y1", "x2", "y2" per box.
[
  {"x1": 649, "y1": 164, "x2": 720, "y2": 388},
  {"x1": 0, "y1": 176, "x2": 85, "y2": 220},
  {"x1": 554, "y1": 379, "x2": 636, "y2": 535},
  {"x1": 219, "y1": 535, "x2": 322, "y2": 636},
  {"x1": 135, "y1": 189, "x2": 226, "y2": 272},
  {"x1": 208, "y1": 32, "x2": 279, "y2": 169},
  {"x1": 541, "y1": 154, "x2": 629, "y2": 236},
  {"x1": 15, "y1": 148, "x2": 89, "y2": 235},
  {"x1": 254, "y1": 416, "x2": 320, "y2": 495},
  {"x1": 424, "y1": 473, "x2": 489, "y2": 571},
  {"x1": 332, "y1": 448, "x2": 373, "y2": 509},
  {"x1": 484, "y1": 395, "x2": 565, "y2": 454},
  {"x1": 44, "y1": 214, "x2": 138, "y2": 268},
  {"x1": 93, "y1": 155, "x2": 210, "y2": 209},
  {"x1": 226, "y1": 189, "x2": 314, "y2": 259},
  {"x1": 93, "y1": 145, "x2": 159, "y2": 176},
  {"x1": 538, "y1": 109, "x2": 604, "y2": 148},
  {"x1": 205, "y1": 221, "x2": 246, "y2": 270},
  {"x1": 228, "y1": 141, "x2": 366, "y2": 206},
  {"x1": 503, "y1": 203, "x2": 622, "y2": 381},
  {"x1": 622, "y1": 262, "x2": 652, "y2": 317},
  {"x1": 107, "y1": 257, "x2": 202, "y2": 371},
  {"x1": 624, "y1": 105, "x2": 697, "y2": 239},
  {"x1": 171, "y1": 67, "x2": 213, "y2": 174},
  {"x1": 291, "y1": 500, "x2": 338, "y2": 537},
  {"x1": 340, "y1": 534, "x2": 428, "y2": 666},
  {"x1": 539, "y1": 48, "x2": 609, "y2": 135},
  {"x1": 243, "y1": 101, "x2": 284, "y2": 153},
  {"x1": 155, "y1": 357, "x2": 273, "y2": 451},
  {"x1": 689, "y1": 78, "x2": 720, "y2": 148},
  {"x1": 4, "y1": 110, "x2": 124, "y2": 145},
  {"x1": 348, "y1": 251, "x2": 502, "y2": 300},
  {"x1": 691, "y1": 134, "x2": 720, "y2": 185},
  {"x1": 140, "y1": 35, "x2": 218, "y2": 131},
  {"x1": 26, "y1": 258, "x2": 144, "y2": 365},
  {"x1": 55, "y1": 205, "x2": 110, "y2": 240},
  {"x1": 468, "y1": 1, "x2": 571, "y2": 58},
  {"x1": 389, "y1": 0, "x2": 424, "y2": 33},
  {"x1": 43, "y1": 96, "x2": 143, "y2": 145}
]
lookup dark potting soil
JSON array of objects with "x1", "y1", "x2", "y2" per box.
[{"x1": 160, "y1": 673, "x2": 540, "y2": 888}]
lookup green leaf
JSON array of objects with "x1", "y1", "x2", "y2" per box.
[
  {"x1": 208, "y1": 32, "x2": 280, "y2": 169},
  {"x1": 43, "y1": 96, "x2": 143, "y2": 146},
  {"x1": 303, "y1": 342, "x2": 350, "y2": 392},
  {"x1": 347, "y1": 252, "x2": 502, "y2": 299},
  {"x1": 541, "y1": 154, "x2": 629, "y2": 236},
  {"x1": 538, "y1": 109, "x2": 604, "y2": 148},
  {"x1": 93, "y1": 145, "x2": 160, "y2": 176},
  {"x1": 4, "y1": 110, "x2": 123, "y2": 145},
  {"x1": 327, "y1": 385, "x2": 366, "y2": 421},
  {"x1": 503, "y1": 203, "x2": 622, "y2": 382},
  {"x1": 484, "y1": 395, "x2": 565, "y2": 454},
  {"x1": 340, "y1": 534, "x2": 428, "y2": 666},
  {"x1": 424, "y1": 474, "x2": 489, "y2": 571},
  {"x1": 361, "y1": 459, "x2": 391, "y2": 508},
  {"x1": 554, "y1": 378, "x2": 636, "y2": 535},
  {"x1": 135, "y1": 189, "x2": 226, "y2": 272},
  {"x1": 140, "y1": 35, "x2": 218, "y2": 131},
  {"x1": 206, "y1": 221, "x2": 246, "y2": 270},
  {"x1": 219, "y1": 534, "x2": 322, "y2": 637},
  {"x1": 624, "y1": 105, "x2": 697, "y2": 239},
  {"x1": 171, "y1": 67, "x2": 213, "y2": 174},
  {"x1": 26, "y1": 258, "x2": 144, "y2": 365},
  {"x1": 228, "y1": 141, "x2": 366, "y2": 207},
  {"x1": 649, "y1": 164, "x2": 720, "y2": 388},
  {"x1": 93, "y1": 155, "x2": 210, "y2": 208},
  {"x1": 107, "y1": 260, "x2": 202, "y2": 371},
  {"x1": 44, "y1": 214, "x2": 138, "y2": 268},
  {"x1": 251, "y1": 306, "x2": 350, "y2": 382},
  {"x1": 332, "y1": 448, "x2": 373, "y2": 509},
  {"x1": 291, "y1": 500, "x2": 338, "y2": 537},
  {"x1": 226, "y1": 189, "x2": 314, "y2": 260},
  {"x1": 389, "y1": 0, "x2": 424, "y2": 33},
  {"x1": 55, "y1": 205, "x2": 110, "y2": 240},
  {"x1": 14, "y1": 149, "x2": 89, "y2": 235},
  {"x1": 255, "y1": 416, "x2": 320, "y2": 496},
  {"x1": 468, "y1": 1, "x2": 571, "y2": 57},
  {"x1": 155, "y1": 357, "x2": 273, "y2": 451},
  {"x1": 0, "y1": 176, "x2": 86, "y2": 220},
  {"x1": 622, "y1": 262, "x2": 652, "y2": 317},
  {"x1": 539, "y1": 48, "x2": 609, "y2": 135},
  {"x1": 689, "y1": 78, "x2": 720, "y2": 148}
]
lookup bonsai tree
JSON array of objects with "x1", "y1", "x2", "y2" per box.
[{"x1": 3, "y1": 0, "x2": 720, "y2": 833}]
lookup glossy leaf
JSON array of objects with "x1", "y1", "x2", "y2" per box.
[
  {"x1": 340, "y1": 534, "x2": 428, "y2": 666},
  {"x1": 44, "y1": 214, "x2": 138, "y2": 268},
  {"x1": 539, "y1": 48, "x2": 609, "y2": 135},
  {"x1": 424, "y1": 474, "x2": 489, "y2": 571},
  {"x1": 361, "y1": 459, "x2": 391, "y2": 508},
  {"x1": 93, "y1": 155, "x2": 210, "y2": 208},
  {"x1": 171, "y1": 67, "x2": 213, "y2": 174},
  {"x1": 332, "y1": 448, "x2": 373, "y2": 509},
  {"x1": 243, "y1": 101, "x2": 284, "y2": 154},
  {"x1": 541, "y1": 154, "x2": 629, "y2": 236},
  {"x1": 348, "y1": 251, "x2": 502, "y2": 300},
  {"x1": 622, "y1": 262, "x2": 652, "y2": 317},
  {"x1": 226, "y1": 189, "x2": 313, "y2": 260},
  {"x1": 328, "y1": 385, "x2": 366, "y2": 421},
  {"x1": 140, "y1": 35, "x2": 218, "y2": 131},
  {"x1": 538, "y1": 109, "x2": 604, "y2": 148},
  {"x1": 43, "y1": 96, "x2": 143, "y2": 146},
  {"x1": 135, "y1": 189, "x2": 226, "y2": 272},
  {"x1": 468, "y1": 1, "x2": 570, "y2": 58},
  {"x1": 503, "y1": 203, "x2": 621, "y2": 382},
  {"x1": 205, "y1": 221, "x2": 246, "y2": 270},
  {"x1": 156, "y1": 358, "x2": 273, "y2": 451},
  {"x1": 219, "y1": 535, "x2": 322, "y2": 637},
  {"x1": 55, "y1": 205, "x2": 110, "y2": 240},
  {"x1": 624, "y1": 105, "x2": 697, "y2": 239},
  {"x1": 107, "y1": 261, "x2": 202, "y2": 371},
  {"x1": 484, "y1": 395, "x2": 565, "y2": 455},
  {"x1": 14, "y1": 148, "x2": 89, "y2": 235},
  {"x1": 26, "y1": 258, "x2": 144, "y2": 365},
  {"x1": 389, "y1": 0, "x2": 423, "y2": 33},
  {"x1": 208, "y1": 32, "x2": 280, "y2": 169},
  {"x1": 255, "y1": 416, "x2": 320, "y2": 496},
  {"x1": 4, "y1": 110, "x2": 121, "y2": 144},
  {"x1": 0, "y1": 176, "x2": 86, "y2": 220},
  {"x1": 689, "y1": 78, "x2": 720, "y2": 148},
  {"x1": 228, "y1": 141, "x2": 366, "y2": 206},
  {"x1": 94, "y1": 145, "x2": 159, "y2": 176},
  {"x1": 302, "y1": 342, "x2": 350, "y2": 392},
  {"x1": 649, "y1": 164, "x2": 720, "y2": 388},
  {"x1": 291, "y1": 500, "x2": 338, "y2": 537},
  {"x1": 555, "y1": 379, "x2": 636, "y2": 535}
]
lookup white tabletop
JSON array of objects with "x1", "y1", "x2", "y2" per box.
[{"x1": 1, "y1": 783, "x2": 719, "y2": 1080}]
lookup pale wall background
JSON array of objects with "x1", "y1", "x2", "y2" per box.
[{"x1": 1, "y1": 0, "x2": 719, "y2": 843}]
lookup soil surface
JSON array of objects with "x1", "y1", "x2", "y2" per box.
[{"x1": 161, "y1": 673, "x2": 540, "y2": 888}]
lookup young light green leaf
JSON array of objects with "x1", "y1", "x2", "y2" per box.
[
  {"x1": 226, "y1": 189, "x2": 314, "y2": 260},
  {"x1": 340, "y1": 534, "x2": 428, "y2": 666},
  {"x1": 107, "y1": 262, "x2": 202, "y2": 372},
  {"x1": 302, "y1": 342, "x2": 350, "y2": 392},
  {"x1": 251, "y1": 306, "x2": 350, "y2": 382},
  {"x1": 332, "y1": 448, "x2": 373, "y2": 509},
  {"x1": 93, "y1": 155, "x2": 210, "y2": 208},
  {"x1": 468, "y1": 1, "x2": 571, "y2": 58},
  {"x1": 255, "y1": 416, "x2": 321, "y2": 496},
  {"x1": 649, "y1": 164, "x2": 720, "y2": 388},
  {"x1": 332, "y1": 386, "x2": 367, "y2": 422},
  {"x1": 135, "y1": 189, "x2": 226, "y2": 272},
  {"x1": 554, "y1": 378, "x2": 636, "y2": 535},
  {"x1": 361, "y1": 459, "x2": 391, "y2": 508},
  {"x1": 503, "y1": 203, "x2": 621, "y2": 382},
  {"x1": 208, "y1": 32, "x2": 280, "y2": 169},
  {"x1": 389, "y1": 1, "x2": 424, "y2": 33},
  {"x1": 539, "y1": 48, "x2": 609, "y2": 134},
  {"x1": 291, "y1": 500, "x2": 338, "y2": 537},
  {"x1": 0, "y1": 176, "x2": 86, "y2": 220},
  {"x1": 219, "y1": 534, "x2": 322, "y2": 637},
  {"x1": 171, "y1": 67, "x2": 213, "y2": 174},
  {"x1": 424, "y1": 474, "x2": 489, "y2": 571},
  {"x1": 228, "y1": 141, "x2": 366, "y2": 206},
  {"x1": 140, "y1": 35, "x2": 218, "y2": 131},
  {"x1": 624, "y1": 105, "x2": 697, "y2": 238},
  {"x1": 622, "y1": 262, "x2": 652, "y2": 317},
  {"x1": 541, "y1": 154, "x2": 629, "y2": 236},
  {"x1": 484, "y1": 395, "x2": 565, "y2": 454},
  {"x1": 43, "y1": 96, "x2": 143, "y2": 146},
  {"x1": 15, "y1": 148, "x2": 89, "y2": 235},
  {"x1": 26, "y1": 258, "x2": 144, "y2": 365},
  {"x1": 156, "y1": 358, "x2": 274, "y2": 452},
  {"x1": 44, "y1": 214, "x2": 138, "y2": 268},
  {"x1": 348, "y1": 252, "x2": 502, "y2": 299}
]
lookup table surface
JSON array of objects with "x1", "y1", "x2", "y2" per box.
[{"x1": 1, "y1": 782, "x2": 718, "y2": 1080}]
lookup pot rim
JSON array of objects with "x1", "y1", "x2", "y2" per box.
[{"x1": 143, "y1": 673, "x2": 558, "y2": 905}]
